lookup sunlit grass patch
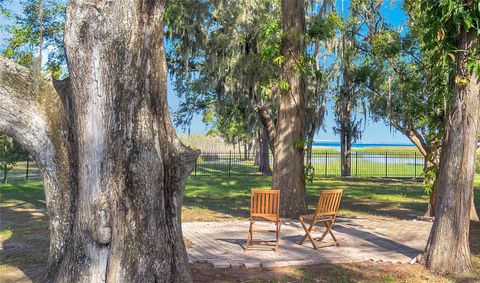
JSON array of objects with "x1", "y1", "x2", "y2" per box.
[
  {"x1": 355, "y1": 146, "x2": 421, "y2": 154},
  {"x1": 2, "y1": 176, "x2": 479, "y2": 223},
  {"x1": 0, "y1": 228, "x2": 13, "y2": 241}
]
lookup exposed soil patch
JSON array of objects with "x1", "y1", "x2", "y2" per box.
[
  {"x1": 190, "y1": 261, "x2": 448, "y2": 283},
  {"x1": 0, "y1": 204, "x2": 49, "y2": 283}
]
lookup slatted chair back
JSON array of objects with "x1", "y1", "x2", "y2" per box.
[
  {"x1": 315, "y1": 189, "x2": 343, "y2": 216},
  {"x1": 250, "y1": 189, "x2": 280, "y2": 218}
]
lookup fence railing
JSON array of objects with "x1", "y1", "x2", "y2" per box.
[
  {"x1": 1, "y1": 157, "x2": 41, "y2": 183},
  {"x1": 192, "y1": 151, "x2": 425, "y2": 179},
  {"x1": 1, "y1": 151, "x2": 426, "y2": 183}
]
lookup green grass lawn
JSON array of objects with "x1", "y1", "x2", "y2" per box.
[
  {"x1": 2, "y1": 176, "x2": 480, "y2": 282},
  {"x1": 1, "y1": 161, "x2": 40, "y2": 183},
  {"x1": 184, "y1": 175, "x2": 480, "y2": 221},
  {"x1": 0, "y1": 179, "x2": 44, "y2": 209},
  {"x1": 5, "y1": 174, "x2": 477, "y2": 260},
  {"x1": 2, "y1": 176, "x2": 480, "y2": 224},
  {"x1": 1, "y1": 173, "x2": 480, "y2": 233}
]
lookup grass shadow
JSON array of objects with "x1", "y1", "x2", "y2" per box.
[
  {"x1": 184, "y1": 176, "x2": 442, "y2": 221},
  {"x1": 1, "y1": 180, "x2": 48, "y2": 282}
]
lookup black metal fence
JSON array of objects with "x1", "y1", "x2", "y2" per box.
[
  {"x1": 193, "y1": 151, "x2": 425, "y2": 179},
  {"x1": 1, "y1": 157, "x2": 41, "y2": 183},
  {"x1": 2, "y1": 151, "x2": 426, "y2": 183}
]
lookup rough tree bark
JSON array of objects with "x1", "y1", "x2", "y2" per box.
[
  {"x1": 0, "y1": 0, "x2": 198, "y2": 281},
  {"x1": 388, "y1": 121, "x2": 479, "y2": 220},
  {"x1": 259, "y1": 127, "x2": 272, "y2": 175},
  {"x1": 425, "y1": 175, "x2": 440, "y2": 217},
  {"x1": 421, "y1": 30, "x2": 479, "y2": 274},
  {"x1": 1, "y1": 59, "x2": 75, "y2": 279},
  {"x1": 340, "y1": 125, "x2": 352, "y2": 177},
  {"x1": 257, "y1": 106, "x2": 276, "y2": 152},
  {"x1": 2, "y1": 170, "x2": 7, "y2": 184},
  {"x1": 272, "y1": 0, "x2": 307, "y2": 218},
  {"x1": 243, "y1": 142, "x2": 248, "y2": 160},
  {"x1": 305, "y1": 127, "x2": 315, "y2": 174},
  {"x1": 422, "y1": 150, "x2": 440, "y2": 218},
  {"x1": 254, "y1": 133, "x2": 260, "y2": 166}
]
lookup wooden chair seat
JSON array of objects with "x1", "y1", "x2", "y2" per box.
[
  {"x1": 298, "y1": 189, "x2": 343, "y2": 250},
  {"x1": 252, "y1": 214, "x2": 281, "y2": 222},
  {"x1": 246, "y1": 189, "x2": 281, "y2": 251},
  {"x1": 299, "y1": 214, "x2": 334, "y2": 223}
]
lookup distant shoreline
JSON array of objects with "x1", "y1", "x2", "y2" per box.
[{"x1": 312, "y1": 142, "x2": 415, "y2": 148}]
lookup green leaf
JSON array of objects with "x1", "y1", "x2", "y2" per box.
[
  {"x1": 447, "y1": 52, "x2": 455, "y2": 62},
  {"x1": 464, "y1": 16, "x2": 473, "y2": 30},
  {"x1": 279, "y1": 80, "x2": 290, "y2": 91},
  {"x1": 273, "y1": 55, "x2": 286, "y2": 65},
  {"x1": 467, "y1": 61, "x2": 474, "y2": 74}
]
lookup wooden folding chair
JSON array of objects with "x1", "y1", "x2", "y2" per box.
[
  {"x1": 246, "y1": 189, "x2": 281, "y2": 251},
  {"x1": 298, "y1": 189, "x2": 343, "y2": 249}
]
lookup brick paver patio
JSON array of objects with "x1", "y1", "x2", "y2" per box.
[{"x1": 182, "y1": 217, "x2": 432, "y2": 269}]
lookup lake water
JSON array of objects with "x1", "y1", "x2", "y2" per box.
[
  {"x1": 311, "y1": 142, "x2": 420, "y2": 165},
  {"x1": 312, "y1": 141, "x2": 415, "y2": 149}
]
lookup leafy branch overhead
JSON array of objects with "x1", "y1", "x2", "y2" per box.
[
  {"x1": 2, "y1": 0, "x2": 66, "y2": 78},
  {"x1": 417, "y1": 0, "x2": 480, "y2": 76}
]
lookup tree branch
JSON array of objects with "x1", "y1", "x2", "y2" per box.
[
  {"x1": 388, "y1": 117, "x2": 428, "y2": 157},
  {"x1": 0, "y1": 57, "x2": 75, "y2": 276},
  {"x1": 256, "y1": 106, "x2": 276, "y2": 152}
]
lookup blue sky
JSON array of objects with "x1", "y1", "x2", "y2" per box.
[
  {"x1": 168, "y1": 0, "x2": 412, "y2": 144},
  {"x1": 167, "y1": 77, "x2": 410, "y2": 144},
  {"x1": 1, "y1": 0, "x2": 413, "y2": 144}
]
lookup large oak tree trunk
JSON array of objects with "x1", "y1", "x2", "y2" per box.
[
  {"x1": 254, "y1": 132, "x2": 260, "y2": 166},
  {"x1": 257, "y1": 106, "x2": 276, "y2": 152},
  {"x1": 2, "y1": 169, "x2": 8, "y2": 184},
  {"x1": 272, "y1": 0, "x2": 307, "y2": 218},
  {"x1": 425, "y1": 174, "x2": 440, "y2": 217},
  {"x1": 0, "y1": 0, "x2": 198, "y2": 281},
  {"x1": 259, "y1": 127, "x2": 272, "y2": 175},
  {"x1": 423, "y1": 154, "x2": 440, "y2": 217},
  {"x1": 340, "y1": 127, "x2": 352, "y2": 177},
  {"x1": 424, "y1": 181, "x2": 479, "y2": 223},
  {"x1": 305, "y1": 128, "x2": 314, "y2": 176},
  {"x1": 1, "y1": 59, "x2": 76, "y2": 279},
  {"x1": 421, "y1": 30, "x2": 479, "y2": 274}
]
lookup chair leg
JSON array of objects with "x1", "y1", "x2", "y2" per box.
[
  {"x1": 316, "y1": 226, "x2": 330, "y2": 242},
  {"x1": 247, "y1": 220, "x2": 253, "y2": 248},
  {"x1": 314, "y1": 221, "x2": 340, "y2": 247},
  {"x1": 327, "y1": 223, "x2": 339, "y2": 246},
  {"x1": 247, "y1": 220, "x2": 280, "y2": 251},
  {"x1": 298, "y1": 219, "x2": 308, "y2": 244},
  {"x1": 299, "y1": 219, "x2": 318, "y2": 250},
  {"x1": 275, "y1": 220, "x2": 280, "y2": 252},
  {"x1": 298, "y1": 218, "x2": 314, "y2": 244}
]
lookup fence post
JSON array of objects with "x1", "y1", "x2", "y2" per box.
[
  {"x1": 385, "y1": 152, "x2": 388, "y2": 178},
  {"x1": 228, "y1": 150, "x2": 232, "y2": 178},
  {"x1": 194, "y1": 158, "x2": 197, "y2": 178},
  {"x1": 414, "y1": 152, "x2": 417, "y2": 179},
  {"x1": 324, "y1": 151, "x2": 328, "y2": 177},
  {"x1": 26, "y1": 157, "x2": 30, "y2": 180},
  {"x1": 355, "y1": 151, "x2": 358, "y2": 176}
]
